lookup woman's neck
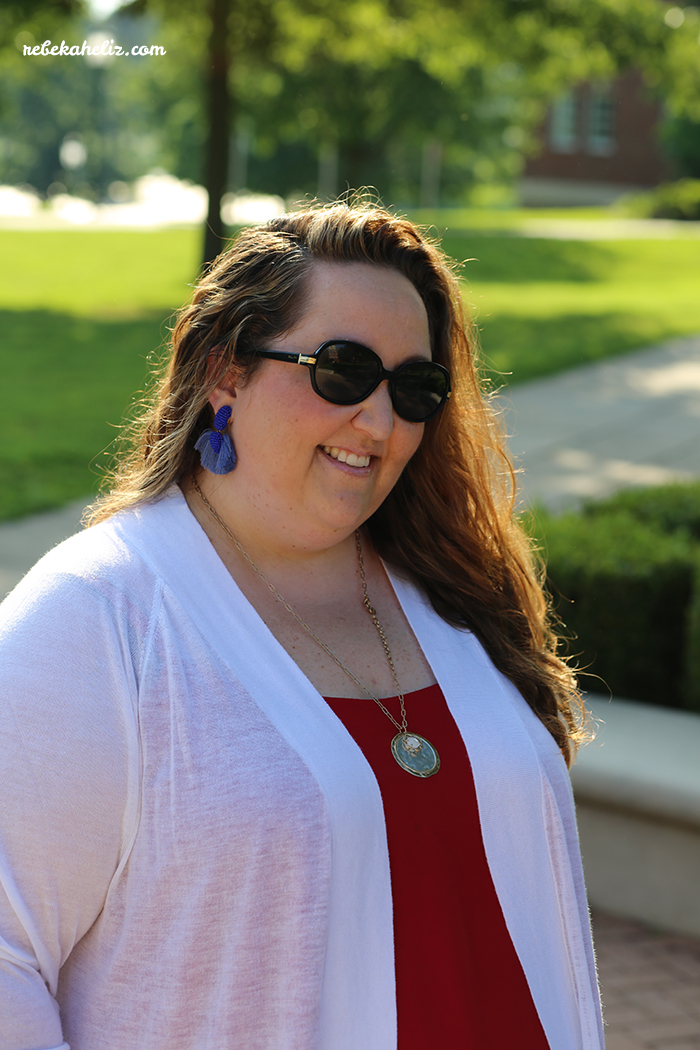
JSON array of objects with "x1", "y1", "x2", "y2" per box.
[{"x1": 181, "y1": 474, "x2": 365, "y2": 601}]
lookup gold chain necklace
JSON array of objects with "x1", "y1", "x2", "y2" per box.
[{"x1": 192, "y1": 476, "x2": 440, "y2": 778}]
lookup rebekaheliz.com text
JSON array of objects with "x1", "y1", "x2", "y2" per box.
[{"x1": 23, "y1": 39, "x2": 166, "y2": 57}]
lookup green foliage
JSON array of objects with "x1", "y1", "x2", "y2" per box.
[
  {"x1": 230, "y1": 0, "x2": 700, "y2": 201},
  {"x1": 4, "y1": 0, "x2": 700, "y2": 204},
  {"x1": 579, "y1": 483, "x2": 700, "y2": 710},
  {"x1": 661, "y1": 116, "x2": 700, "y2": 179},
  {"x1": 0, "y1": 0, "x2": 84, "y2": 50},
  {"x1": 685, "y1": 578, "x2": 700, "y2": 710},
  {"x1": 622, "y1": 178, "x2": 700, "y2": 221},
  {"x1": 533, "y1": 486, "x2": 700, "y2": 711},
  {"x1": 582, "y1": 482, "x2": 700, "y2": 541},
  {"x1": 0, "y1": 10, "x2": 202, "y2": 194}
]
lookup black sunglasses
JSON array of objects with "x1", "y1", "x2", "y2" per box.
[{"x1": 255, "y1": 340, "x2": 451, "y2": 423}]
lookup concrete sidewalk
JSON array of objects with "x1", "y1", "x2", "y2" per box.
[
  {"x1": 2, "y1": 333, "x2": 700, "y2": 599},
  {"x1": 0, "y1": 498, "x2": 86, "y2": 601},
  {"x1": 501, "y1": 333, "x2": 700, "y2": 512}
]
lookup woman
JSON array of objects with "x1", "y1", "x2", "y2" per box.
[{"x1": 0, "y1": 203, "x2": 603, "y2": 1049}]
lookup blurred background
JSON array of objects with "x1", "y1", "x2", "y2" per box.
[{"x1": 2, "y1": 3, "x2": 700, "y2": 1043}]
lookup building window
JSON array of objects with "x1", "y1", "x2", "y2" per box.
[
  {"x1": 549, "y1": 93, "x2": 578, "y2": 153},
  {"x1": 587, "y1": 86, "x2": 616, "y2": 155}
]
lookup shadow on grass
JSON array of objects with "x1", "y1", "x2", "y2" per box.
[
  {"x1": 477, "y1": 312, "x2": 682, "y2": 386},
  {"x1": 441, "y1": 234, "x2": 617, "y2": 283},
  {"x1": 0, "y1": 309, "x2": 170, "y2": 521}
]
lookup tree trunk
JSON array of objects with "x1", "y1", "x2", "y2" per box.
[{"x1": 201, "y1": 0, "x2": 231, "y2": 270}]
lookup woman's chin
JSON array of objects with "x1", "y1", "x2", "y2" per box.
[{"x1": 298, "y1": 495, "x2": 379, "y2": 546}]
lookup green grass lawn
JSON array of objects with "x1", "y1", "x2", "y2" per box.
[
  {"x1": 442, "y1": 233, "x2": 700, "y2": 384},
  {"x1": 1, "y1": 223, "x2": 699, "y2": 521},
  {"x1": 0, "y1": 229, "x2": 201, "y2": 520}
]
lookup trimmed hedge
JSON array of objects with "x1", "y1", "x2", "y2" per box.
[
  {"x1": 624, "y1": 178, "x2": 700, "y2": 221},
  {"x1": 531, "y1": 484, "x2": 700, "y2": 711},
  {"x1": 582, "y1": 482, "x2": 700, "y2": 540}
]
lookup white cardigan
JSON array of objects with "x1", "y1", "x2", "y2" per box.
[{"x1": 0, "y1": 488, "x2": 604, "y2": 1050}]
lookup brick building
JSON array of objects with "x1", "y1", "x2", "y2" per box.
[{"x1": 520, "y1": 69, "x2": 671, "y2": 205}]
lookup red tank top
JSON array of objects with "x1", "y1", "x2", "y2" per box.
[{"x1": 324, "y1": 683, "x2": 549, "y2": 1050}]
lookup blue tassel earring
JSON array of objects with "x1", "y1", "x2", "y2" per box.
[{"x1": 195, "y1": 405, "x2": 238, "y2": 474}]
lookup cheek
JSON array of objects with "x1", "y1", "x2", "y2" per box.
[
  {"x1": 387, "y1": 424, "x2": 424, "y2": 475},
  {"x1": 235, "y1": 376, "x2": 313, "y2": 446},
  {"x1": 402, "y1": 421, "x2": 425, "y2": 459}
]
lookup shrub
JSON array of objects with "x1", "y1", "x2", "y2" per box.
[
  {"x1": 623, "y1": 178, "x2": 700, "y2": 221},
  {"x1": 582, "y1": 482, "x2": 700, "y2": 541},
  {"x1": 685, "y1": 583, "x2": 700, "y2": 711},
  {"x1": 532, "y1": 507, "x2": 700, "y2": 710}
]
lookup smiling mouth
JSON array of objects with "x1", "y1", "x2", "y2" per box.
[{"x1": 322, "y1": 445, "x2": 371, "y2": 468}]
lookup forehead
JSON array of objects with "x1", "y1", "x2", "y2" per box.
[{"x1": 291, "y1": 261, "x2": 430, "y2": 357}]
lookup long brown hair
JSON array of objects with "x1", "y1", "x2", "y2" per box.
[{"x1": 88, "y1": 201, "x2": 584, "y2": 763}]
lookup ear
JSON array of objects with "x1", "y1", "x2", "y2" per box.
[
  {"x1": 205, "y1": 353, "x2": 238, "y2": 420},
  {"x1": 208, "y1": 379, "x2": 237, "y2": 420}
]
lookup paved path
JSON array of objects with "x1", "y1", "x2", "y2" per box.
[
  {"x1": 517, "y1": 217, "x2": 700, "y2": 241},
  {"x1": 593, "y1": 911, "x2": 700, "y2": 1050},
  {"x1": 501, "y1": 333, "x2": 700, "y2": 512},
  {"x1": 0, "y1": 498, "x2": 86, "y2": 601}
]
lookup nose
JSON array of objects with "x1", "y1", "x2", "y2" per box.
[{"x1": 352, "y1": 380, "x2": 395, "y2": 439}]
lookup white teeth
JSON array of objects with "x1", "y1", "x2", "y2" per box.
[{"x1": 322, "y1": 446, "x2": 371, "y2": 468}]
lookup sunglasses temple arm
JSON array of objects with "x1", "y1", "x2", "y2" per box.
[{"x1": 256, "y1": 349, "x2": 313, "y2": 366}]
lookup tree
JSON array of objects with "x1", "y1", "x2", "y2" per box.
[
  {"x1": 110, "y1": 0, "x2": 700, "y2": 266},
  {"x1": 663, "y1": 116, "x2": 700, "y2": 179},
  {"x1": 0, "y1": 0, "x2": 83, "y2": 38},
  {"x1": 202, "y1": 0, "x2": 231, "y2": 264},
  {"x1": 123, "y1": 0, "x2": 283, "y2": 265},
  {"x1": 4, "y1": 0, "x2": 700, "y2": 266}
]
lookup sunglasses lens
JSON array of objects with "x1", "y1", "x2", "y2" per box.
[
  {"x1": 393, "y1": 363, "x2": 450, "y2": 422},
  {"x1": 312, "y1": 342, "x2": 450, "y2": 423},
  {"x1": 315, "y1": 343, "x2": 380, "y2": 403}
]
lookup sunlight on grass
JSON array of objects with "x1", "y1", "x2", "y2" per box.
[{"x1": 0, "y1": 229, "x2": 201, "y2": 317}]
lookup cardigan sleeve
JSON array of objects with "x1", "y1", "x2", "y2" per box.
[{"x1": 0, "y1": 554, "x2": 148, "y2": 1049}]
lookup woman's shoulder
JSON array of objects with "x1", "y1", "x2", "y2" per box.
[
  {"x1": 1, "y1": 488, "x2": 193, "y2": 620},
  {"x1": 0, "y1": 494, "x2": 194, "y2": 653},
  {"x1": 1, "y1": 510, "x2": 148, "y2": 622}
]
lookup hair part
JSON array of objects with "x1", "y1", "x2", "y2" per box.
[{"x1": 87, "y1": 199, "x2": 585, "y2": 764}]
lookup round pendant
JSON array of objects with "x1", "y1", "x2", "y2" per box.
[{"x1": 390, "y1": 732, "x2": 440, "y2": 778}]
